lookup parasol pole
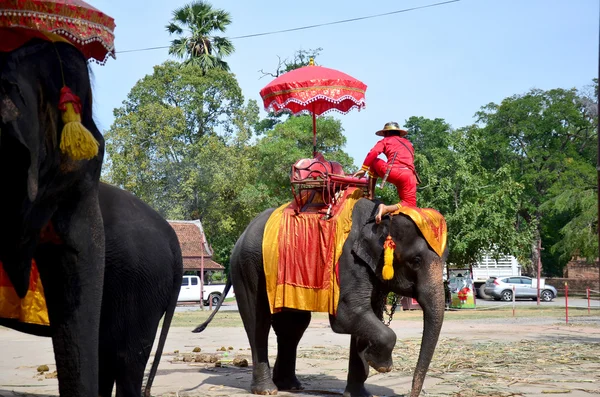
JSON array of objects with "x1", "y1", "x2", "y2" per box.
[
  {"x1": 597, "y1": 4, "x2": 600, "y2": 297},
  {"x1": 310, "y1": 57, "x2": 317, "y2": 158},
  {"x1": 312, "y1": 110, "x2": 317, "y2": 158}
]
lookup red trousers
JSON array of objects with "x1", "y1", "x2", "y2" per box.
[{"x1": 370, "y1": 158, "x2": 417, "y2": 207}]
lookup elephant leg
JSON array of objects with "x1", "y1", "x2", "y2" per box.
[
  {"x1": 113, "y1": 324, "x2": 156, "y2": 397},
  {"x1": 35, "y1": 202, "x2": 104, "y2": 397},
  {"x1": 272, "y1": 311, "x2": 311, "y2": 390},
  {"x1": 236, "y1": 278, "x2": 277, "y2": 395},
  {"x1": 343, "y1": 336, "x2": 372, "y2": 397},
  {"x1": 114, "y1": 358, "x2": 146, "y2": 397},
  {"x1": 332, "y1": 301, "x2": 396, "y2": 373},
  {"x1": 98, "y1": 348, "x2": 116, "y2": 397}
]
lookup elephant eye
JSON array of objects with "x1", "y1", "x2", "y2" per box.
[{"x1": 412, "y1": 256, "x2": 422, "y2": 266}]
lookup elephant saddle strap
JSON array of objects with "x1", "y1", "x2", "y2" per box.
[{"x1": 262, "y1": 188, "x2": 364, "y2": 315}]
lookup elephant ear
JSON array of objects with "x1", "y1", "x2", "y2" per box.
[{"x1": 351, "y1": 203, "x2": 389, "y2": 274}]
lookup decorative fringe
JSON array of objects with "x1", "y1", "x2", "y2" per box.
[
  {"x1": 58, "y1": 87, "x2": 99, "y2": 160},
  {"x1": 382, "y1": 235, "x2": 396, "y2": 280}
]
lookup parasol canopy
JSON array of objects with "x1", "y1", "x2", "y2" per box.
[
  {"x1": 260, "y1": 60, "x2": 367, "y2": 117},
  {"x1": 259, "y1": 59, "x2": 367, "y2": 157},
  {"x1": 0, "y1": 0, "x2": 116, "y2": 64}
]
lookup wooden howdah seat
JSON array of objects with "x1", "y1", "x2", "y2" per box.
[{"x1": 290, "y1": 153, "x2": 369, "y2": 214}]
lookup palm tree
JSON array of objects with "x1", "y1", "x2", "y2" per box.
[{"x1": 166, "y1": 1, "x2": 235, "y2": 72}]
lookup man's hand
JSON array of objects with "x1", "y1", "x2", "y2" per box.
[{"x1": 353, "y1": 169, "x2": 366, "y2": 179}]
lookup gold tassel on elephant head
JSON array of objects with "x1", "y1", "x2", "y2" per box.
[
  {"x1": 58, "y1": 86, "x2": 99, "y2": 161},
  {"x1": 382, "y1": 235, "x2": 396, "y2": 280}
]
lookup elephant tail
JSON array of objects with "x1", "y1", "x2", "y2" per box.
[
  {"x1": 192, "y1": 278, "x2": 232, "y2": 333},
  {"x1": 143, "y1": 265, "x2": 182, "y2": 397}
]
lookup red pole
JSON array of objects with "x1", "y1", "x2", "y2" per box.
[
  {"x1": 565, "y1": 282, "x2": 569, "y2": 324},
  {"x1": 200, "y1": 229, "x2": 205, "y2": 310},
  {"x1": 537, "y1": 239, "x2": 541, "y2": 306},
  {"x1": 312, "y1": 112, "x2": 317, "y2": 157},
  {"x1": 587, "y1": 287, "x2": 591, "y2": 315},
  {"x1": 512, "y1": 285, "x2": 516, "y2": 317}
]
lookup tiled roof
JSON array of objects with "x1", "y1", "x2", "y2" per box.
[
  {"x1": 168, "y1": 220, "x2": 224, "y2": 271},
  {"x1": 182, "y1": 257, "x2": 224, "y2": 271}
]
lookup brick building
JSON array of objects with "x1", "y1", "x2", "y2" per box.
[{"x1": 546, "y1": 257, "x2": 600, "y2": 295}]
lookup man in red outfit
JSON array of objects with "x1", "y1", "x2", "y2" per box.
[{"x1": 353, "y1": 122, "x2": 418, "y2": 223}]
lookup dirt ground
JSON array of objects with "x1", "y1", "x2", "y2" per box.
[{"x1": 1, "y1": 311, "x2": 599, "y2": 397}]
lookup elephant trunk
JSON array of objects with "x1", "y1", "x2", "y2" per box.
[{"x1": 411, "y1": 259, "x2": 445, "y2": 397}]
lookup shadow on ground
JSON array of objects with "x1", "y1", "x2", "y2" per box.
[{"x1": 155, "y1": 365, "x2": 402, "y2": 396}]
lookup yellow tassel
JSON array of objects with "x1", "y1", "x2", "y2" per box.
[
  {"x1": 382, "y1": 235, "x2": 396, "y2": 280},
  {"x1": 58, "y1": 87, "x2": 99, "y2": 161}
]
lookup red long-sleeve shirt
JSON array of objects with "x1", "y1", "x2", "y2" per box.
[{"x1": 360, "y1": 136, "x2": 415, "y2": 172}]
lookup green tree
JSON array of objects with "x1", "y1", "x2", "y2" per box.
[
  {"x1": 104, "y1": 61, "x2": 259, "y2": 267},
  {"x1": 254, "y1": 115, "x2": 355, "y2": 205},
  {"x1": 166, "y1": 0, "x2": 234, "y2": 72},
  {"x1": 475, "y1": 87, "x2": 597, "y2": 275},
  {"x1": 394, "y1": 118, "x2": 533, "y2": 268}
]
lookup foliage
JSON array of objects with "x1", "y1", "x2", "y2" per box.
[
  {"x1": 398, "y1": 118, "x2": 533, "y2": 267},
  {"x1": 166, "y1": 0, "x2": 234, "y2": 72},
  {"x1": 104, "y1": 60, "x2": 356, "y2": 268},
  {"x1": 254, "y1": 115, "x2": 356, "y2": 205},
  {"x1": 475, "y1": 87, "x2": 597, "y2": 275},
  {"x1": 104, "y1": 61, "x2": 259, "y2": 267}
]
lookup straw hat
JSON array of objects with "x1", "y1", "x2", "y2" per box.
[{"x1": 375, "y1": 121, "x2": 408, "y2": 137}]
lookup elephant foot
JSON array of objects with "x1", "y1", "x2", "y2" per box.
[
  {"x1": 365, "y1": 348, "x2": 393, "y2": 373},
  {"x1": 251, "y1": 379, "x2": 278, "y2": 395},
  {"x1": 343, "y1": 384, "x2": 373, "y2": 397},
  {"x1": 273, "y1": 375, "x2": 304, "y2": 391}
]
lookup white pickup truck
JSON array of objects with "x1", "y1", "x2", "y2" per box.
[{"x1": 177, "y1": 275, "x2": 234, "y2": 306}]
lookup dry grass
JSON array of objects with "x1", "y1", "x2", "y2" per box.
[
  {"x1": 395, "y1": 338, "x2": 600, "y2": 396},
  {"x1": 291, "y1": 338, "x2": 600, "y2": 396}
]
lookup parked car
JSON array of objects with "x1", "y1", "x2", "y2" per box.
[
  {"x1": 178, "y1": 275, "x2": 234, "y2": 306},
  {"x1": 484, "y1": 276, "x2": 557, "y2": 302}
]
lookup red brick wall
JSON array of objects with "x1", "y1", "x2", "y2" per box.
[
  {"x1": 546, "y1": 277, "x2": 600, "y2": 296},
  {"x1": 563, "y1": 259, "x2": 599, "y2": 279}
]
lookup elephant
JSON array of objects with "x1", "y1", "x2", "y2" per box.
[
  {"x1": 195, "y1": 198, "x2": 448, "y2": 397},
  {"x1": 0, "y1": 39, "x2": 105, "y2": 396},
  {"x1": 0, "y1": 182, "x2": 183, "y2": 397},
  {"x1": 97, "y1": 182, "x2": 183, "y2": 397}
]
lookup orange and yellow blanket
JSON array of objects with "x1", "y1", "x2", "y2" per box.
[
  {"x1": 391, "y1": 206, "x2": 447, "y2": 258},
  {"x1": 263, "y1": 188, "x2": 364, "y2": 315},
  {"x1": 263, "y1": 191, "x2": 448, "y2": 316},
  {"x1": 0, "y1": 260, "x2": 49, "y2": 326}
]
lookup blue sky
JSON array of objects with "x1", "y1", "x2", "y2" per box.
[{"x1": 90, "y1": 0, "x2": 598, "y2": 167}]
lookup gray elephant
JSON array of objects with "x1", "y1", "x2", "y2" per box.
[
  {"x1": 195, "y1": 198, "x2": 448, "y2": 397},
  {"x1": 0, "y1": 182, "x2": 183, "y2": 397},
  {"x1": 1, "y1": 39, "x2": 105, "y2": 397}
]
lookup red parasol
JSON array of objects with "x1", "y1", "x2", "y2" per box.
[
  {"x1": 0, "y1": 0, "x2": 116, "y2": 64},
  {"x1": 260, "y1": 59, "x2": 367, "y2": 157}
]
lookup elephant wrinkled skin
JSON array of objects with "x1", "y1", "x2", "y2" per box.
[{"x1": 195, "y1": 198, "x2": 448, "y2": 397}]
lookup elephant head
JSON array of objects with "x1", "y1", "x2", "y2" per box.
[
  {"x1": 351, "y1": 199, "x2": 448, "y2": 396},
  {"x1": 0, "y1": 39, "x2": 104, "y2": 297}
]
